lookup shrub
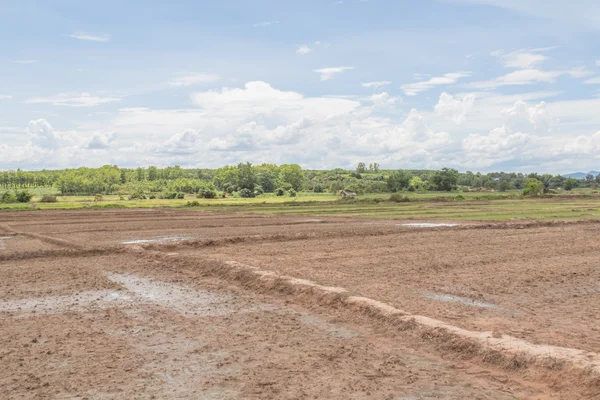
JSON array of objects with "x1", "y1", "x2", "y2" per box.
[
  {"x1": 16, "y1": 190, "x2": 32, "y2": 203},
  {"x1": 40, "y1": 195, "x2": 57, "y2": 203},
  {"x1": 197, "y1": 188, "x2": 217, "y2": 199},
  {"x1": 389, "y1": 193, "x2": 411, "y2": 203},
  {"x1": 129, "y1": 191, "x2": 146, "y2": 200},
  {"x1": 94, "y1": 194, "x2": 103, "y2": 202},
  {"x1": 161, "y1": 191, "x2": 177, "y2": 199},
  {"x1": 288, "y1": 189, "x2": 297, "y2": 197},
  {"x1": 239, "y1": 188, "x2": 254, "y2": 198},
  {"x1": 0, "y1": 191, "x2": 17, "y2": 204},
  {"x1": 149, "y1": 194, "x2": 156, "y2": 199},
  {"x1": 186, "y1": 200, "x2": 200, "y2": 207},
  {"x1": 455, "y1": 194, "x2": 466, "y2": 201},
  {"x1": 176, "y1": 192, "x2": 185, "y2": 199},
  {"x1": 275, "y1": 188, "x2": 285, "y2": 196}
]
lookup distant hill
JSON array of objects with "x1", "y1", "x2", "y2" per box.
[{"x1": 564, "y1": 171, "x2": 600, "y2": 179}]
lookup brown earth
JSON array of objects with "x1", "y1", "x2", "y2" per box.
[{"x1": 1, "y1": 209, "x2": 599, "y2": 399}]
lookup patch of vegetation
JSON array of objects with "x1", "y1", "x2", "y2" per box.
[
  {"x1": 40, "y1": 195, "x2": 58, "y2": 203},
  {"x1": 390, "y1": 193, "x2": 411, "y2": 203}
]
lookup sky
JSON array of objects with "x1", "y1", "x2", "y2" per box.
[{"x1": 1, "y1": 0, "x2": 600, "y2": 173}]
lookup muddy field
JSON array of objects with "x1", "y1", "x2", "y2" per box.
[{"x1": 1, "y1": 209, "x2": 599, "y2": 399}]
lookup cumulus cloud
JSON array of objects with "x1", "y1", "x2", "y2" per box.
[
  {"x1": 368, "y1": 92, "x2": 399, "y2": 107},
  {"x1": 169, "y1": 73, "x2": 220, "y2": 86},
  {"x1": 163, "y1": 129, "x2": 202, "y2": 154},
  {"x1": 401, "y1": 72, "x2": 471, "y2": 96},
  {"x1": 460, "y1": 100, "x2": 558, "y2": 167},
  {"x1": 25, "y1": 92, "x2": 122, "y2": 107},
  {"x1": 87, "y1": 133, "x2": 115, "y2": 149},
  {"x1": 314, "y1": 66, "x2": 354, "y2": 81},
  {"x1": 10, "y1": 81, "x2": 600, "y2": 171},
  {"x1": 434, "y1": 92, "x2": 475, "y2": 124},
  {"x1": 68, "y1": 32, "x2": 110, "y2": 42},
  {"x1": 26, "y1": 119, "x2": 58, "y2": 148},
  {"x1": 296, "y1": 45, "x2": 312, "y2": 55}
]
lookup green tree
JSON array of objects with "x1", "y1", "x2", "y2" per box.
[
  {"x1": 147, "y1": 166, "x2": 158, "y2": 181},
  {"x1": 279, "y1": 164, "x2": 304, "y2": 191},
  {"x1": 522, "y1": 178, "x2": 544, "y2": 197},
  {"x1": 387, "y1": 170, "x2": 412, "y2": 192},
  {"x1": 237, "y1": 162, "x2": 257, "y2": 191},
  {"x1": 564, "y1": 178, "x2": 579, "y2": 191},
  {"x1": 356, "y1": 162, "x2": 366, "y2": 174},
  {"x1": 430, "y1": 168, "x2": 459, "y2": 191}
]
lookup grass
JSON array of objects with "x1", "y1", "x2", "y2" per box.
[{"x1": 1, "y1": 189, "x2": 600, "y2": 221}]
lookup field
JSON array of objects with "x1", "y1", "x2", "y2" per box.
[{"x1": 1, "y1": 203, "x2": 600, "y2": 399}]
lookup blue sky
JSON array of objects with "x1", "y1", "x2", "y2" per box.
[{"x1": 1, "y1": 0, "x2": 600, "y2": 172}]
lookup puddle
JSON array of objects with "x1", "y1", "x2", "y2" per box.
[
  {"x1": 424, "y1": 292, "x2": 497, "y2": 309},
  {"x1": 107, "y1": 273, "x2": 275, "y2": 317},
  {"x1": 121, "y1": 236, "x2": 193, "y2": 245},
  {"x1": 300, "y1": 219, "x2": 324, "y2": 223},
  {"x1": 297, "y1": 314, "x2": 358, "y2": 339},
  {"x1": 0, "y1": 236, "x2": 13, "y2": 250},
  {"x1": 1, "y1": 274, "x2": 275, "y2": 318},
  {"x1": 0, "y1": 290, "x2": 134, "y2": 316},
  {"x1": 400, "y1": 223, "x2": 458, "y2": 228}
]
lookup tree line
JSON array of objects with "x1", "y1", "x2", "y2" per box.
[{"x1": 1, "y1": 162, "x2": 598, "y2": 196}]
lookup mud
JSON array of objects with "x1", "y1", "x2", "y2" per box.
[{"x1": 1, "y1": 209, "x2": 599, "y2": 398}]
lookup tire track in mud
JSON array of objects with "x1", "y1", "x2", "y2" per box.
[{"x1": 4, "y1": 219, "x2": 600, "y2": 394}]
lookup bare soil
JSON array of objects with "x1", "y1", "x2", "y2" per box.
[{"x1": 1, "y1": 209, "x2": 599, "y2": 399}]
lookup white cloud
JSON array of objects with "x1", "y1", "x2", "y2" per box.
[
  {"x1": 401, "y1": 72, "x2": 471, "y2": 96},
  {"x1": 596, "y1": 60, "x2": 600, "y2": 67},
  {"x1": 253, "y1": 21, "x2": 279, "y2": 28},
  {"x1": 584, "y1": 76, "x2": 600, "y2": 84},
  {"x1": 369, "y1": 92, "x2": 399, "y2": 107},
  {"x1": 362, "y1": 81, "x2": 392, "y2": 88},
  {"x1": 87, "y1": 133, "x2": 115, "y2": 149},
  {"x1": 26, "y1": 119, "x2": 58, "y2": 148},
  {"x1": 8, "y1": 82, "x2": 600, "y2": 172},
  {"x1": 314, "y1": 66, "x2": 354, "y2": 81},
  {"x1": 296, "y1": 45, "x2": 312, "y2": 55},
  {"x1": 460, "y1": 100, "x2": 558, "y2": 167},
  {"x1": 492, "y1": 49, "x2": 549, "y2": 69},
  {"x1": 14, "y1": 60, "x2": 37, "y2": 64},
  {"x1": 466, "y1": 68, "x2": 592, "y2": 89},
  {"x1": 68, "y1": 32, "x2": 110, "y2": 42},
  {"x1": 24, "y1": 92, "x2": 122, "y2": 107},
  {"x1": 169, "y1": 73, "x2": 220, "y2": 87},
  {"x1": 0, "y1": 95, "x2": 12, "y2": 100},
  {"x1": 434, "y1": 92, "x2": 475, "y2": 124}
]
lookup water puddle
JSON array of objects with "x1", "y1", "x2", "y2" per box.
[
  {"x1": 0, "y1": 236, "x2": 13, "y2": 250},
  {"x1": 297, "y1": 314, "x2": 358, "y2": 339},
  {"x1": 1, "y1": 274, "x2": 275, "y2": 318},
  {"x1": 121, "y1": 236, "x2": 193, "y2": 245},
  {"x1": 300, "y1": 219, "x2": 324, "y2": 223},
  {"x1": 424, "y1": 292, "x2": 497, "y2": 309},
  {"x1": 0, "y1": 290, "x2": 133, "y2": 316},
  {"x1": 400, "y1": 223, "x2": 458, "y2": 228},
  {"x1": 107, "y1": 273, "x2": 276, "y2": 317}
]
